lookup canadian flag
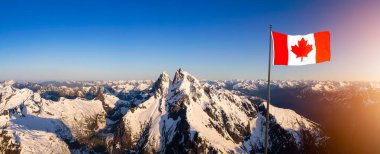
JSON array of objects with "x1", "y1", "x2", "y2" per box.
[{"x1": 272, "y1": 31, "x2": 330, "y2": 65}]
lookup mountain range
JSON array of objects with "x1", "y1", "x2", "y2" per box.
[{"x1": 1, "y1": 69, "x2": 379, "y2": 153}]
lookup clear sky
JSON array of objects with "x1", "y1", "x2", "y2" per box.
[{"x1": 1, "y1": 0, "x2": 379, "y2": 81}]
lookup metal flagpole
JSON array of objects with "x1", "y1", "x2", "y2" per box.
[{"x1": 264, "y1": 24, "x2": 272, "y2": 154}]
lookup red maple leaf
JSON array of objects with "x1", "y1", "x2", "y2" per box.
[{"x1": 291, "y1": 38, "x2": 313, "y2": 62}]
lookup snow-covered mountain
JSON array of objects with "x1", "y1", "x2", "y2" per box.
[
  {"x1": 0, "y1": 69, "x2": 328, "y2": 153},
  {"x1": 206, "y1": 79, "x2": 380, "y2": 153}
]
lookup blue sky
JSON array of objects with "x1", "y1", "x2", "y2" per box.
[{"x1": 1, "y1": 0, "x2": 379, "y2": 81}]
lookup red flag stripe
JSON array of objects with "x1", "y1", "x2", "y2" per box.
[
  {"x1": 272, "y1": 31, "x2": 288, "y2": 65},
  {"x1": 314, "y1": 31, "x2": 331, "y2": 63}
]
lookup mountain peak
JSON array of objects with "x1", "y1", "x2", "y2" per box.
[
  {"x1": 171, "y1": 69, "x2": 202, "y2": 96},
  {"x1": 173, "y1": 69, "x2": 198, "y2": 83},
  {"x1": 173, "y1": 68, "x2": 186, "y2": 83},
  {"x1": 2, "y1": 80, "x2": 16, "y2": 86},
  {"x1": 150, "y1": 72, "x2": 170, "y2": 97},
  {"x1": 159, "y1": 72, "x2": 170, "y2": 82}
]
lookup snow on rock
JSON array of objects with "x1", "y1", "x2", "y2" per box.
[
  {"x1": 0, "y1": 84, "x2": 16, "y2": 103},
  {"x1": 0, "y1": 89, "x2": 33, "y2": 111},
  {"x1": 111, "y1": 72, "x2": 170, "y2": 153},
  {"x1": 103, "y1": 94, "x2": 119, "y2": 109},
  {"x1": 268, "y1": 103, "x2": 324, "y2": 146},
  {"x1": 40, "y1": 98, "x2": 107, "y2": 141},
  {"x1": 244, "y1": 102, "x2": 328, "y2": 153},
  {"x1": 1, "y1": 124, "x2": 71, "y2": 154},
  {"x1": 0, "y1": 86, "x2": 107, "y2": 153}
]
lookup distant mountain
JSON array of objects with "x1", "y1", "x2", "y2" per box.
[{"x1": 0, "y1": 70, "x2": 329, "y2": 153}]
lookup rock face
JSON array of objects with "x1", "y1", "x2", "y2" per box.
[{"x1": 0, "y1": 70, "x2": 328, "y2": 154}]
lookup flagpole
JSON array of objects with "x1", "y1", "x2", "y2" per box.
[{"x1": 264, "y1": 24, "x2": 272, "y2": 154}]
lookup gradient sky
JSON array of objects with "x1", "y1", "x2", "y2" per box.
[{"x1": 1, "y1": 0, "x2": 379, "y2": 81}]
